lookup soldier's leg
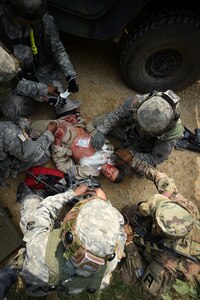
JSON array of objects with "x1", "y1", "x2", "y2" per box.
[
  {"x1": 0, "y1": 95, "x2": 34, "y2": 121},
  {"x1": 18, "y1": 153, "x2": 51, "y2": 172},
  {"x1": 19, "y1": 186, "x2": 43, "y2": 235}
]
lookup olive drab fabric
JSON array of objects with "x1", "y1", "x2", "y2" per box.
[{"x1": 45, "y1": 226, "x2": 107, "y2": 291}]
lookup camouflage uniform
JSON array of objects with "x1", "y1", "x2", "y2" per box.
[
  {"x1": 0, "y1": 5, "x2": 76, "y2": 119},
  {"x1": 93, "y1": 94, "x2": 184, "y2": 165},
  {"x1": 0, "y1": 120, "x2": 54, "y2": 182},
  {"x1": 123, "y1": 159, "x2": 200, "y2": 299},
  {"x1": 19, "y1": 190, "x2": 126, "y2": 296}
]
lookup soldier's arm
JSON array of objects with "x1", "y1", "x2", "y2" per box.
[
  {"x1": 129, "y1": 156, "x2": 178, "y2": 195},
  {"x1": 7, "y1": 129, "x2": 54, "y2": 163},
  {"x1": 134, "y1": 140, "x2": 176, "y2": 166},
  {"x1": 96, "y1": 97, "x2": 137, "y2": 135},
  {"x1": 137, "y1": 119, "x2": 184, "y2": 165},
  {"x1": 44, "y1": 13, "x2": 76, "y2": 78},
  {"x1": 34, "y1": 189, "x2": 76, "y2": 221},
  {"x1": 16, "y1": 78, "x2": 48, "y2": 100}
]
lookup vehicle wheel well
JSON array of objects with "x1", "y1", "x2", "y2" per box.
[{"x1": 120, "y1": 9, "x2": 200, "y2": 92}]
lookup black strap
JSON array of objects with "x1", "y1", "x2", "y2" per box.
[{"x1": 0, "y1": 16, "x2": 15, "y2": 52}]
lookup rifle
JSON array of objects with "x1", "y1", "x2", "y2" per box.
[
  {"x1": 26, "y1": 170, "x2": 100, "y2": 196},
  {"x1": 131, "y1": 214, "x2": 200, "y2": 264},
  {"x1": 175, "y1": 127, "x2": 200, "y2": 152}
]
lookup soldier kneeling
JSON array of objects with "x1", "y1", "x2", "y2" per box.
[{"x1": 0, "y1": 182, "x2": 126, "y2": 298}]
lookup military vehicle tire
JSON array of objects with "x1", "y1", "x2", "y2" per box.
[{"x1": 120, "y1": 10, "x2": 200, "y2": 93}]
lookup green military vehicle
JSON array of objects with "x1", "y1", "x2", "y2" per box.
[{"x1": 48, "y1": 0, "x2": 200, "y2": 93}]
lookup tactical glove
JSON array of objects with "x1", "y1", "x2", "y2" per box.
[
  {"x1": 0, "y1": 267, "x2": 18, "y2": 300},
  {"x1": 91, "y1": 130, "x2": 105, "y2": 149},
  {"x1": 115, "y1": 148, "x2": 133, "y2": 164},
  {"x1": 66, "y1": 75, "x2": 79, "y2": 93},
  {"x1": 48, "y1": 95, "x2": 66, "y2": 109}
]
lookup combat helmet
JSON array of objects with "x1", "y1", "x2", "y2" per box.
[
  {"x1": 137, "y1": 90, "x2": 180, "y2": 133},
  {"x1": 155, "y1": 201, "x2": 194, "y2": 239},
  {"x1": 61, "y1": 197, "x2": 125, "y2": 272},
  {"x1": 3, "y1": 0, "x2": 47, "y2": 22},
  {"x1": 0, "y1": 45, "x2": 20, "y2": 96}
]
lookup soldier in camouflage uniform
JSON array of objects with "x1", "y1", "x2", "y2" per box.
[
  {"x1": 0, "y1": 119, "x2": 57, "y2": 184},
  {"x1": 116, "y1": 149, "x2": 200, "y2": 299},
  {"x1": 0, "y1": 0, "x2": 80, "y2": 120},
  {"x1": 0, "y1": 183, "x2": 126, "y2": 298},
  {"x1": 0, "y1": 45, "x2": 57, "y2": 184},
  {"x1": 91, "y1": 90, "x2": 184, "y2": 166}
]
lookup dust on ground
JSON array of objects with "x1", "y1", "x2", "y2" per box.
[{"x1": 0, "y1": 33, "x2": 200, "y2": 293}]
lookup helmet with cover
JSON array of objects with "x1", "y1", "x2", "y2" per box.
[
  {"x1": 137, "y1": 90, "x2": 180, "y2": 133},
  {"x1": 61, "y1": 198, "x2": 126, "y2": 272},
  {"x1": 3, "y1": 0, "x2": 47, "y2": 22},
  {"x1": 0, "y1": 45, "x2": 20, "y2": 96},
  {"x1": 155, "y1": 201, "x2": 194, "y2": 239}
]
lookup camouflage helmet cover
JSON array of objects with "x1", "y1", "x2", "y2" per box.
[
  {"x1": 0, "y1": 46, "x2": 20, "y2": 96},
  {"x1": 0, "y1": 46, "x2": 19, "y2": 82},
  {"x1": 155, "y1": 201, "x2": 194, "y2": 238},
  {"x1": 76, "y1": 198, "x2": 125, "y2": 257},
  {"x1": 137, "y1": 96, "x2": 174, "y2": 133}
]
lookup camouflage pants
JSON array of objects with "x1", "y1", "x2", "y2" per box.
[
  {"x1": 0, "y1": 153, "x2": 50, "y2": 186},
  {"x1": 0, "y1": 95, "x2": 34, "y2": 122},
  {"x1": 0, "y1": 64, "x2": 67, "y2": 121},
  {"x1": 18, "y1": 153, "x2": 50, "y2": 172},
  {"x1": 20, "y1": 195, "x2": 42, "y2": 235}
]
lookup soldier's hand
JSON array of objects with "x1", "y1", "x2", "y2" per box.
[
  {"x1": 73, "y1": 184, "x2": 89, "y2": 196},
  {"x1": 115, "y1": 148, "x2": 133, "y2": 164},
  {"x1": 67, "y1": 75, "x2": 79, "y2": 93},
  {"x1": 91, "y1": 130, "x2": 105, "y2": 149},
  {"x1": 124, "y1": 224, "x2": 134, "y2": 244},
  {"x1": 47, "y1": 84, "x2": 59, "y2": 96},
  {"x1": 47, "y1": 121, "x2": 57, "y2": 134},
  {"x1": 94, "y1": 188, "x2": 107, "y2": 200}
]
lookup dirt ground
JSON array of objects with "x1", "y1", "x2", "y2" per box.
[{"x1": 0, "y1": 33, "x2": 200, "y2": 298}]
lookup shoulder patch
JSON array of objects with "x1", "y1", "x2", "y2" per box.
[{"x1": 18, "y1": 129, "x2": 29, "y2": 142}]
